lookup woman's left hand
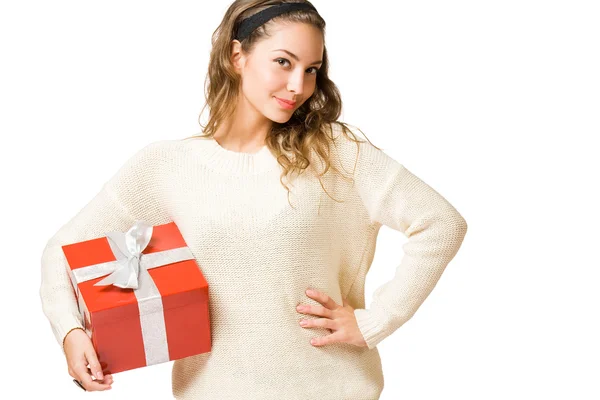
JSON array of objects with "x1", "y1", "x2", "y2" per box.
[{"x1": 297, "y1": 288, "x2": 368, "y2": 348}]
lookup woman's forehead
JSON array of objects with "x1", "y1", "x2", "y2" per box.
[{"x1": 257, "y1": 24, "x2": 324, "y2": 56}]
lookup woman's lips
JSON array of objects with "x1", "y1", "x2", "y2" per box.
[{"x1": 275, "y1": 97, "x2": 296, "y2": 110}]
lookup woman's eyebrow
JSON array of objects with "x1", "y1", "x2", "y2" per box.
[{"x1": 272, "y1": 49, "x2": 323, "y2": 65}]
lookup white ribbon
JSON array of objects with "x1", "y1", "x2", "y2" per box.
[
  {"x1": 68, "y1": 220, "x2": 196, "y2": 366},
  {"x1": 95, "y1": 220, "x2": 153, "y2": 288}
]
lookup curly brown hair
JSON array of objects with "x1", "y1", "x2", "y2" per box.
[{"x1": 183, "y1": 0, "x2": 381, "y2": 207}]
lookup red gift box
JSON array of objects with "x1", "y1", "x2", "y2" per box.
[{"x1": 61, "y1": 220, "x2": 211, "y2": 374}]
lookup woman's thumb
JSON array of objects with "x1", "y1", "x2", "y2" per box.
[{"x1": 85, "y1": 348, "x2": 103, "y2": 380}]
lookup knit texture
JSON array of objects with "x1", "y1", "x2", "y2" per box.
[{"x1": 40, "y1": 122, "x2": 467, "y2": 399}]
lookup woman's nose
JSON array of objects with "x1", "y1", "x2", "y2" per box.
[{"x1": 287, "y1": 74, "x2": 304, "y2": 96}]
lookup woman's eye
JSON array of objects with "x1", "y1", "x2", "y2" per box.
[
  {"x1": 275, "y1": 58, "x2": 318, "y2": 75},
  {"x1": 275, "y1": 58, "x2": 290, "y2": 67}
]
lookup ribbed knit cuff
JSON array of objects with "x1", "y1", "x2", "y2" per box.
[
  {"x1": 353, "y1": 308, "x2": 389, "y2": 350},
  {"x1": 52, "y1": 314, "x2": 84, "y2": 353}
]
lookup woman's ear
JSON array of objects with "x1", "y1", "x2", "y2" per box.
[{"x1": 230, "y1": 40, "x2": 245, "y2": 73}]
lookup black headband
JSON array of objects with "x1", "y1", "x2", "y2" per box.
[{"x1": 235, "y1": 2, "x2": 319, "y2": 41}]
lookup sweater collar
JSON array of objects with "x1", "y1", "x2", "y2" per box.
[{"x1": 191, "y1": 136, "x2": 281, "y2": 174}]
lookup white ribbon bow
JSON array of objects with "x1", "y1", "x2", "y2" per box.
[{"x1": 94, "y1": 220, "x2": 153, "y2": 289}]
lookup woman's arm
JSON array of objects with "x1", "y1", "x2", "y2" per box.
[
  {"x1": 332, "y1": 123, "x2": 468, "y2": 350},
  {"x1": 39, "y1": 141, "x2": 168, "y2": 352}
]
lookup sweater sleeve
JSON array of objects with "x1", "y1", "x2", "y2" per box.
[
  {"x1": 330, "y1": 123, "x2": 468, "y2": 350},
  {"x1": 39, "y1": 141, "x2": 166, "y2": 353}
]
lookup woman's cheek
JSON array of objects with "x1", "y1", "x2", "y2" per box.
[{"x1": 262, "y1": 68, "x2": 284, "y2": 88}]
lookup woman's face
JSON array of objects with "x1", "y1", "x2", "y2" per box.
[{"x1": 231, "y1": 22, "x2": 324, "y2": 124}]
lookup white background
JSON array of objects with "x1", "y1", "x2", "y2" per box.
[{"x1": 2, "y1": 0, "x2": 599, "y2": 399}]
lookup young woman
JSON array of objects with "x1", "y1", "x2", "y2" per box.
[{"x1": 40, "y1": 1, "x2": 467, "y2": 399}]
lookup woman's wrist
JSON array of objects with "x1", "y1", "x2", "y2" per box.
[{"x1": 62, "y1": 326, "x2": 85, "y2": 349}]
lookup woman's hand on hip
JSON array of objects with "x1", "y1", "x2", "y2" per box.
[{"x1": 297, "y1": 289, "x2": 368, "y2": 348}]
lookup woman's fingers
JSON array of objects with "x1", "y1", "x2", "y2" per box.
[
  {"x1": 64, "y1": 329, "x2": 114, "y2": 391},
  {"x1": 74, "y1": 364, "x2": 112, "y2": 391},
  {"x1": 80, "y1": 349, "x2": 112, "y2": 390},
  {"x1": 85, "y1": 347, "x2": 105, "y2": 381},
  {"x1": 86, "y1": 367, "x2": 113, "y2": 384}
]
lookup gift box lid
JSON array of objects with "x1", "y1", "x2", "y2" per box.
[{"x1": 62, "y1": 222, "x2": 208, "y2": 324}]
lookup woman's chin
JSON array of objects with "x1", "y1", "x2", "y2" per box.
[{"x1": 267, "y1": 111, "x2": 294, "y2": 124}]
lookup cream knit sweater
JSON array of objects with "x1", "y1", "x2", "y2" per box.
[{"x1": 40, "y1": 122, "x2": 467, "y2": 399}]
